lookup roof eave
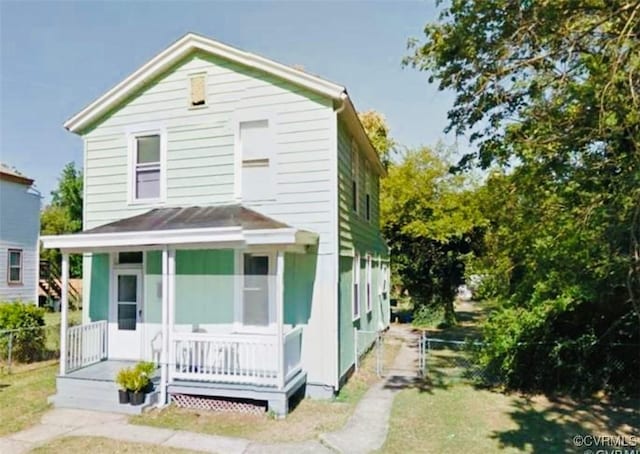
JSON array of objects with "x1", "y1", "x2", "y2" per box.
[{"x1": 64, "y1": 33, "x2": 346, "y2": 134}]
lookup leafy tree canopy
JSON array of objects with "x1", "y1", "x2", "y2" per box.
[
  {"x1": 41, "y1": 162, "x2": 83, "y2": 277},
  {"x1": 407, "y1": 0, "x2": 640, "y2": 394}
]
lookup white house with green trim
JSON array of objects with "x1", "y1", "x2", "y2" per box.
[{"x1": 42, "y1": 33, "x2": 390, "y2": 416}]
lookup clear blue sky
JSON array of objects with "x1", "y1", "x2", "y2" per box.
[{"x1": 1, "y1": 0, "x2": 459, "y2": 202}]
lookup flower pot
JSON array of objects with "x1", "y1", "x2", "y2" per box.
[
  {"x1": 118, "y1": 389, "x2": 130, "y2": 404},
  {"x1": 129, "y1": 391, "x2": 145, "y2": 406}
]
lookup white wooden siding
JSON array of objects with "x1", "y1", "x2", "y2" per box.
[
  {"x1": 0, "y1": 179, "x2": 40, "y2": 303},
  {"x1": 84, "y1": 54, "x2": 334, "y2": 254}
]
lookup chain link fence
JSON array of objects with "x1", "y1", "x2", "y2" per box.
[
  {"x1": 355, "y1": 328, "x2": 385, "y2": 377},
  {"x1": 419, "y1": 333, "x2": 640, "y2": 390},
  {"x1": 0, "y1": 324, "x2": 61, "y2": 373},
  {"x1": 418, "y1": 335, "x2": 499, "y2": 386}
]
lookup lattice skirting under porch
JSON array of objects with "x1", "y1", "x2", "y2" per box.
[{"x1": 170, "y1": 393, "x2": 267, "y2": 415}]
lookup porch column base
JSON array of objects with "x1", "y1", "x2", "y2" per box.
[{"x1": 267, "y1": 397, "x2": 288, "y2": 419}]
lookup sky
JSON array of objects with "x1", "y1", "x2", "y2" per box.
[{"x1": 0, "y1": 0, "x2": 460, "y2": 202}]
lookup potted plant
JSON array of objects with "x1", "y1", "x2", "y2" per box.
[
  {"x1": 115, "y1": 367, "x2": 132, "y2": 404},
  {"x1": 135, "y1": 361, "x2": 156, "y2": 393},
  {"x1": 128, "y1": 368, "x2": 150, "y2": 406}
]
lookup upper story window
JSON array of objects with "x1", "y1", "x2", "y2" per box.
[
  {"x1": 364, "y1": 161, "x2": 371, "y2": 222},
  {"x1": 7, "y1": 249, "x2": 22, "y2": 284},
  {"x1": 189, "y1": 73, "x2": 207, "y2": 107},
  {"x1": 351, "y1": 140, "x2": 359, "y2": 214},
  {"x1": 240, "y1": 119, "x2": 275, "y2": 201},
  {"x1": 129, "y1": 131, "x2": 165, "y2": 203}
]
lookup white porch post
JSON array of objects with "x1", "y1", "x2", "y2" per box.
[
  {"x1": 159, "y1": 247, "x2": 169, "y2": 407},
  {"x1": 276, "y1": 250, "x2": 285, "y2": 389},
  {"x1": 59, "y1": 252, "x2": 69, "y2": 376},
  {"x1": 168, "y1": 248, "x2": 176, "y2": 383}
]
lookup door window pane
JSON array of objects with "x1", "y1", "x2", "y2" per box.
[
  {"x1": 243, "y1": 255, "x2": 269, "y2": 326},
  {"x1": 118, "y1": 275, "x2": 137, "y2": 302},
  {"x1": 118, "y1": 304, "x2": 137, "y2": 331}
]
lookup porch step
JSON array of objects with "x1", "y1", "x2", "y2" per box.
[{"x1": 51, "y1": 376, "x2": 159, "y2": 415}]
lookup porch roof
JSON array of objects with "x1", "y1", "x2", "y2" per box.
[{"x1": 41, "y1": 205, "x2": 318, "y2": 253}]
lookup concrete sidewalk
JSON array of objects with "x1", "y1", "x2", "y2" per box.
[
  {"x1": 0, "y1": 325, "x2": 419, "y2": 454},
  {"x1": 319, "y1": 325, "x2": 420, "y2": 453}
]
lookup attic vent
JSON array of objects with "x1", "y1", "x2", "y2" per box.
[{"x1": 190, "y1": 74, "x2": 206, "y2": 107}]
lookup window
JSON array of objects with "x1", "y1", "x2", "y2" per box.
[
  {"x1": 366, "y1": 255, "x2": 372, "y2": 313},
  {"x1": 117, "y1": 252, "x2": 143, "y2": 265},
  {"x1": 243, "y1": 253, "x2": 271, "y2": 326},
  {"x1": 381, "y1": 263, "x2": 388, "y2": 299},
  {"x1": 365, "y1": 162, "x2": 371, "y2": 222},
  {"x1": 240, "y1": 120, "x2": 274, "y2": 201},
  {"x1": 189, "y1": 73, "x2": 206, "y2": 107},
  {"x1": 351, "y1": 140, "x2": 359, "y2": 213},
  {"x1": 132, "y1": 134, "x2": 163, "y2": 202},
  {"x1": 352, "y1": 252, "x2": 360, "y2": 319},
  {"x1": 7, "y1": 249, "x2": 22, "y2": 284}
]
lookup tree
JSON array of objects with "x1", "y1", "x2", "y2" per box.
[
  {"x1": 41, "y1": 162, "x2": 83, "y2": 277},
  {"x1": 358, "y1": 110, "x2": 396, "y2": 166},
  {"x1": 407, "y1": 1, "x2": 640, "y2": 394},
  {"x1": 381, "y1": 146, "x2": 483, "y2": 324}
]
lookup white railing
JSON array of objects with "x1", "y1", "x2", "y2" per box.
[
  {"x1": 66, "y1": 320, "x2": 108, "y2": 373},
  {"x1": 283, "y1": 326, "x2": 303, "y2": 382},
  {"x1": 172, "y1": 332, "x2": 280, "y2": 386}
]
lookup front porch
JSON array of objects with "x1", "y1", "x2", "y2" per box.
[{"x1": 42, "y1": 206, "x2": 317, "y2": 417}]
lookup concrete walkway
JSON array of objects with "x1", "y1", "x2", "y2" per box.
[{"x1": 0, "y1": 326, "x2": 419, "y2": 454}]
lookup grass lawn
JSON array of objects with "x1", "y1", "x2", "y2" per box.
[
  {"x1": 381, "y1": 300, "x2": 640, "y2": 453},
  {"x1": 31, "y1": 436, "x2": 199, "y2": 453},
  {"x1": 0, "y1": 360, "x2": 57, "y2": 436},
  {"x1": 131, "y1": 335, "x2": 402, "y2": 443},
  {"x1": 381, "y1": 383, "x2": 639, "y2": 454}
]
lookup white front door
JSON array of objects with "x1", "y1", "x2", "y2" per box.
[{"x1": 109, "y1": 269, "x2": 143, "y2": 359}]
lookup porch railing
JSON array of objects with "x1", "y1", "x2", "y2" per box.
[
  {"x1": 283, "y1": 326, "x2": 303, "y2": 382},
  {"x1": 66, "y1": 320, "x2": 108, "y2": 373},
  {"x1": 171, "y1": 329, "x2": 303, "y2": 387}
]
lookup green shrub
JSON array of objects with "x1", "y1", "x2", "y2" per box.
[
  {"x1": 0, "y1": 302, "x2": 46, "y2": 362},
  {"x1": 412, "y1": 304, "x2": 446, "y2": 328}
]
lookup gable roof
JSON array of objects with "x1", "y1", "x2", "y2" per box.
[
  {"x1": 0, "y1": 163, "x2": 34, "y2": 186},
  {"x1": 64, "y1": 33, "x2": 386, "y2": 175}
]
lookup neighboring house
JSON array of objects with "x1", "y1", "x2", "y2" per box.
[
  {"x1": 0, "y1": 164, "x2": 40, "y2": 303},
  {"x1": 42, "y1": 33, "x2": 390, "y2": 416}
]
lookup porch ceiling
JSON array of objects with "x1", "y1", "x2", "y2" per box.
[{"x1": 41, "y1": 205, "x2": 318, "y2": 252}]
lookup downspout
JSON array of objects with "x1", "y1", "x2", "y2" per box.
[{"x1": 332, "y1": 92, "x2": 347, "y2": 390}]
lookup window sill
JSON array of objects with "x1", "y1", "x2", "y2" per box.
[
  {"x1": 128, "y1": 198, "x2": 165, "y2": 207},
  {"x1": 7, "y1": 282, "x2": 23, "y2": 286},
  {"x1": 188, "y1": 104, "x2": 209, "y2": 111}
]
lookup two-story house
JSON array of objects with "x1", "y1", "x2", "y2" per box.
[
  {"x1": 0, "y1": 164, "x2": 40, "y2": 304},
  {"x1": 42, "y1": 33, "x2": 390, "y2": 417}
]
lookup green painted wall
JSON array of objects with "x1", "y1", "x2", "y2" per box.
[
  {"x1": 337, "y1": 120, "x2": 389, "y2": 257},
  {"x1": 145, "y1": 249, "x2": 235, "y2": 326},
  {"x1": 338, "y1": 255, "x2": 356, "y2": 376},
  {"x1": 89, "y1": 253, "x2": 109, "y2": 321},
  {"x1": 283, "y1": 251, "x2": 316, "y2": 325},
  {"x1": 337, "y1": 255, "x2": 390, "y2": 379}
]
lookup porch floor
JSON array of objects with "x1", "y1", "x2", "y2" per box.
[{"x1": 65, "y1": 360, "x2": 139, "y2": 382}]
